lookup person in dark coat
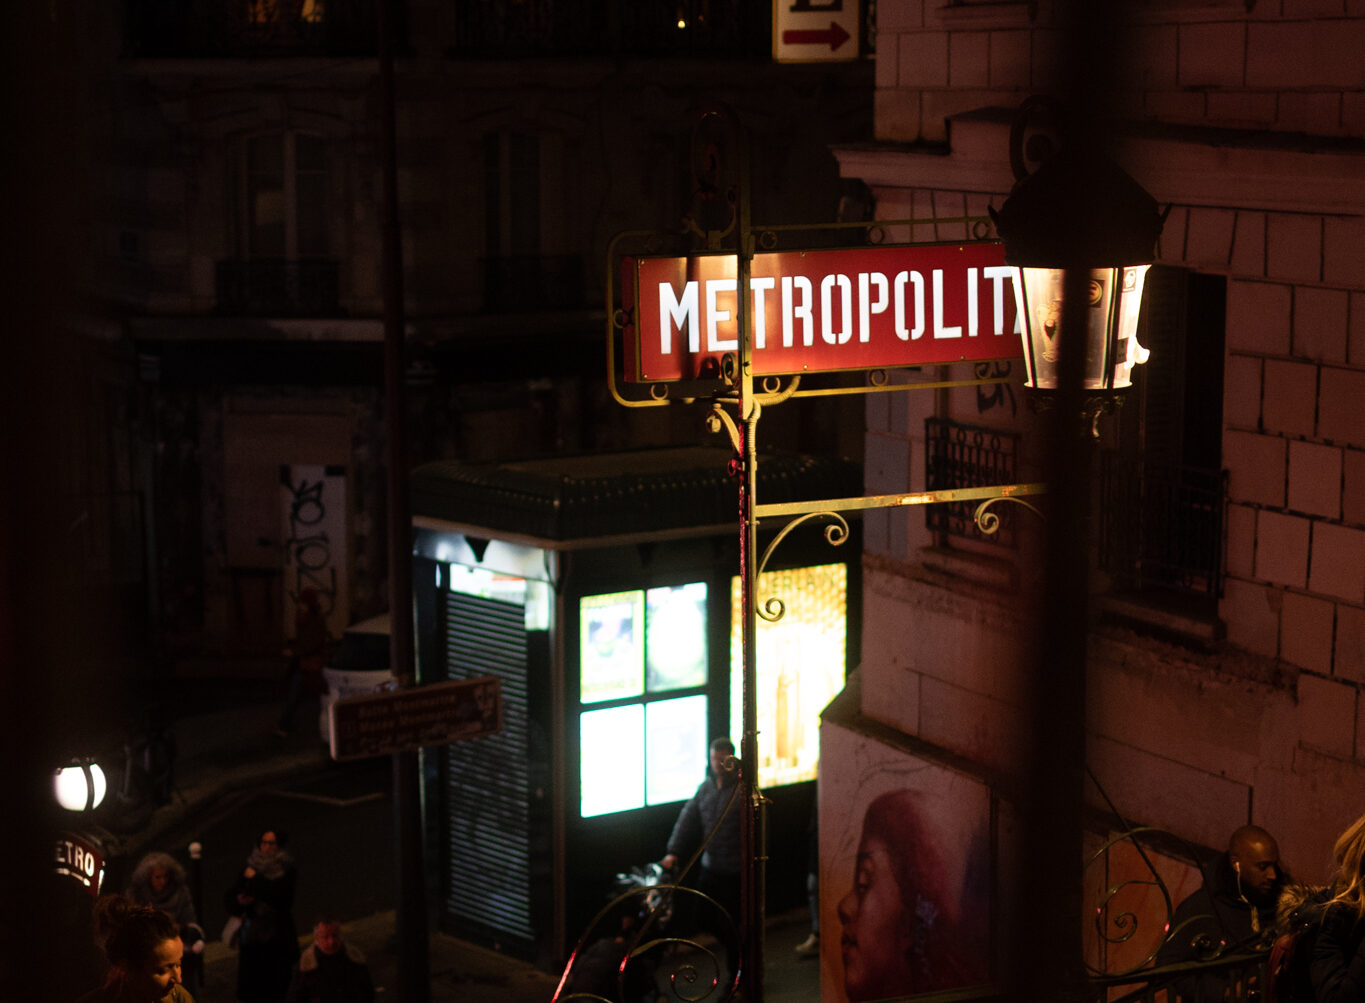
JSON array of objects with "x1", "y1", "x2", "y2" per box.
[
  {"x1": 224, "y1": 829, "x2": 299, "y2": 1003},
  {"x1": 660, "y1": 737, "x2": 743, "y2": 972},
  {"x1": 1157, "y1": 824, "x2": 1289, "y2": 1000},
  {"x1": 284, "y1": 919, "x2": 374, "y2": 1003},
  {"x1": 1305, "y1": 810, "x2": 1365, "y2": 1002}
]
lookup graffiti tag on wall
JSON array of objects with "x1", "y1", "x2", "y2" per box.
[{"x1": 281, "y1": 464, "x2": 349, "y2": 640}]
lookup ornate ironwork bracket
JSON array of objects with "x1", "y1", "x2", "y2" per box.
[{"x1": 748, "y1": 483, "x2": 1047, "y2": 621}]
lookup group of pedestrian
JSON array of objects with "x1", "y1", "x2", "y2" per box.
[
  {"x1": 81, "y1": 827, "x2": 372, "y2": 1003},
  {"x1": 1157, "y1": 812, "x2": 1365, "y2": 1002}
]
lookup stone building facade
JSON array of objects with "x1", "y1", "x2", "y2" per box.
[
  {"x1": 819, "y1": 0, "x2": 1365, "y2": 996},
  {"x1": 108, "y1": 3, "x2": 871, "y2": 663}
]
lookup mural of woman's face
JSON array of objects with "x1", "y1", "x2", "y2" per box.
[{"x1": 837, "y1": 833, "x2": 916, "y2": 1002}]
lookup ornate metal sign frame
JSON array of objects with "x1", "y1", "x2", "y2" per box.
[{"x1": 564, "y1": 105, "x2": 1047, "y2": 1003}]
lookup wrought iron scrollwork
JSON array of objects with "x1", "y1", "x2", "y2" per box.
[
  {"x1": 1079, "y1": 815, "x2": 1269, "y2": 996},
  {"x1": 554, "y1": 763, "x2": 745, "y2": 1003},
  {"x1": 1084, "y1": 825, "x2": 1179, "y2": 976},
  {"x1": 754, "y1": 512, "x2": 851, "y2": 623},
  {"x1": 552, "y1": 879, "x2": 735, "y2": 1003},
  {"x1": 973, "y1": 494, "x2": 1043, "y2": 536}
]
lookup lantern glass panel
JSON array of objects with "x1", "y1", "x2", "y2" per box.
[
  {"x1": 53, "y1": 762, "x2": 106, "y2": 812},
  {"x1": 1113, "y1": 265, "x2": 1151, "y2": 389},
  {"x1": 1014, "y1": 265, "x2": 1151, "y2": 391}
]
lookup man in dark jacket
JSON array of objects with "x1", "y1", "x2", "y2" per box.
[
  {"x1": 1157, "y1": 824, "x2": 1289, "y2": 999},
  {"x1": 660, "y1": 737, "x2": 743, "y2": 969},
  {"x1": 284, "y1": 919, "x2": 374, "y2": 1003}
]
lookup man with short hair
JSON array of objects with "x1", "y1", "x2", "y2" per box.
[
  {"x1": 284, "y1": 918, "x2": 374, "y2": 1003},
  {"x1": 660, "y1": 737, "x2": 743, "y2": 971},
  {"x1": 1156, "y1": 824, "x2": 1290, "y2": 999}
]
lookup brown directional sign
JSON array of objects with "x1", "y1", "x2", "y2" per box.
[{"x1": 328, "y1": 676, "x2": 502, "y2": 761}]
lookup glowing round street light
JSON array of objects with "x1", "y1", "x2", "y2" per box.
[
  {"x1": 989, "y1": 108, "x2": 1166, "y2": 412},
  {"x1": 53, "y1": 758, "x2": 107, "y2": 812}
]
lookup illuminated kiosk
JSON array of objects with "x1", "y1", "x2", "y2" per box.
[{"x1": 409, "y1": 445, "x2": 861, "y2": 966}]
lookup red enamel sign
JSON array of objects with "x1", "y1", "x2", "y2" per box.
[{"x1": 622, "y1": 242, "x2": 1022, "y2": 382}]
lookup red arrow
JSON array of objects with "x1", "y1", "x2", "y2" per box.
[{"x1": 781, "y1": 21, "x2": 851, "y2": 51}]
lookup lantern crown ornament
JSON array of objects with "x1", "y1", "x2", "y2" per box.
[
  {"x1": 989, "y1": 100, "x2": 1167, "y2": 407},
  {"x1": 989, "y1": 148, "x2": 1165, "y2": 269}
]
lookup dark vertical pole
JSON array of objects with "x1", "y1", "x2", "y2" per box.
[
  {"x1": 730, "y1": 106, "x2": 765, "y2": 1003},
  {"x1": 377, "y1": 0, "x2": 429, "y2": 999},
  {"x1": 1013, "y1": 3, "x2": 1122, "y2": 999}
]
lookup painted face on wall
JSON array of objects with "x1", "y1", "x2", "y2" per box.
[{"x1": 837, "y1": 833, "x2": 917, "y2": 1002}]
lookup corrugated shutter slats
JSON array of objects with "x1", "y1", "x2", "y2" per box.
[{"x1": 442, "y1": 590, "x2": 533, "y2": 942}]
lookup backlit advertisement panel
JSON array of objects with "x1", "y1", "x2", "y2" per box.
[
  {"x1": 579, "y1": 590, "x2": 644, "y2": 704},
  {"x1": 577, "y1": 585, "x2": 710, "y2": 818},
  {"x1": 729, "y1": 563, "x2": 847, "y2": 788}
]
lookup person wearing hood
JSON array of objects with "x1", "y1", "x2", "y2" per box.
[
  {"x1": 126, "y1": 852, "x2": 205, "y2": 956},
  {"x1": 224, "y1": 828, "x2": 299, "y2": 1003},
  {"x1": 1156, "y1": 824, "x2": 1289, "y2": 999}
]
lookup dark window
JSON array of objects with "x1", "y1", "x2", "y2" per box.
[
  {"x1": 126, "y1": 0, "x2": 378, "y2": 58},
  {"x1": 484, "y1": 132, "x2": 541, "y2": 259},
  {"x1": 219, "y1": 132, "x2": 338, "y2": 316},
  {"x1": 479, "y1": 131, "x2": 584, "y2": 311},
  {"x1": 447, "y1": 0, "x2": 770, "y2": 58},
  {"x1": 924, "y1": 417, "x2": 1022, "y2": 548},
  {"x1": 243, "y1": 132, "x2": 328, "y2": 261},
  {"x1": 1099, "y1": 267, "x2": 1228, "y2": 600}
]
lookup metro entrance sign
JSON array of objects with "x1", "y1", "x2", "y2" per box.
[{"x1": 621, "y1": 241, "x2": 1023, "y2": 383}]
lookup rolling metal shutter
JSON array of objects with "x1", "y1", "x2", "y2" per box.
[{"x1": 442, "y1": 589, "x2": 533, "y2": 943}]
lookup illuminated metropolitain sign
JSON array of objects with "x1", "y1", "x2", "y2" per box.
[{"x1": 622, "y1": 242, "x2": 1023, "y2": 382}]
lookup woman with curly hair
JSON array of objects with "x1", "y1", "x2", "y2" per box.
[
  {"x1": 79, "y1": 895, "x2": 193, "y2": 1002},
  {"x1": 126, "y1": 851, "x2": 205, "y2": 954},
  {"x1": 1311, "y1": 811, "x2": 1365, "y2": 1002}
]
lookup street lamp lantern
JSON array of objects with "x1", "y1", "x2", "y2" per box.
[
  {"x1": 53, "y1": 757, "x2": 107, "y2": 812},
  {"x1": 990, "y1": 140, "x2": 1166, "y2": 408}
]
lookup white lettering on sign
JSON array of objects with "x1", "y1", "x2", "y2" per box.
[
  {"x1": 660, "y1": 281, "x2": 699, "y2": 355},
  {"x1": 55, "y1": 834, "x2": 105, "y2": 895},
  {"x1": 655, "y1": 268, "x2": 1021, "y2": 356},
  {"x1": 626, "y1": 243, "x2": 1022, "y2": 381}
]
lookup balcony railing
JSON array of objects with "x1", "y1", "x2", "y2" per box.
[
  {"x1": 215, "y1": 259, "x2": 341, "y2": 317},
  {"x1": 886, "y1": 821, "x2": 1269, "y2": 1003},
  {"x1": 480, "y1": 255, "x2": 586, "y2": 313},
  {"x1": 126, "y1": 0, "x2": 378, "y2": 58},
  {"x1": 893, "y1": 953, "x2": 1268, "y2": 1003},
  {"x1": 447, "y1": 0, "x2": 770, "y2": 58},
  {"x1": 1099, "y1": 453, "x2": 1227, "y2": 599},
  {"x1": 925, "y1": 417, "x2": 1022, "y2": 548}
]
